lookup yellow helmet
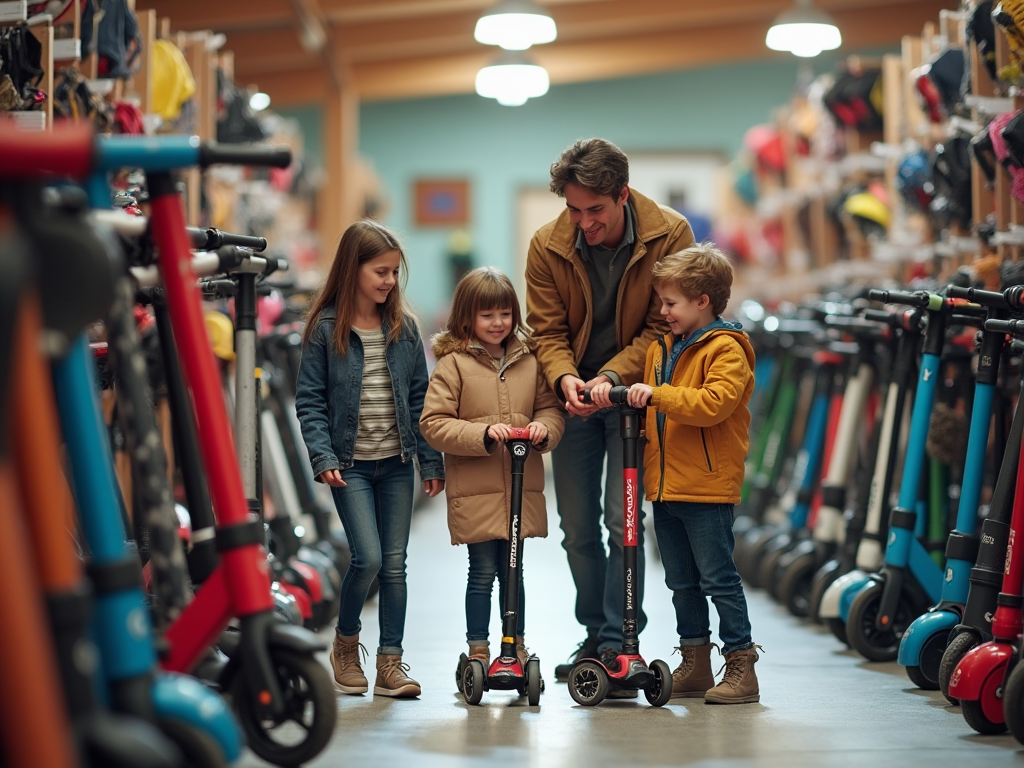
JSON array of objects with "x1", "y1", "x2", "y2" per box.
[
  {"x1": 152, "y1": 39, "x2": 196, "y2": 121},
  {"x1": 204, "y1": 311, "x2": 235, "y2": 361},
  {"x1": 843, "y1": 191, "x2": 890, "y2": 230}
]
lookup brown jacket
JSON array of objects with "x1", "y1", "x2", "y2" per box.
[
  {"x1": 525, "y1": 187, "x2": 694, "y2": 393},
  {"x1": 643, "y1": 327, "x2": 756, "y2": 504},
  {"x1": 420, "y1": 332, "x2": 565, "y2": 545}
]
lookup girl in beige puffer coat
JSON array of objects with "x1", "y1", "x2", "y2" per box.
[{"x1": 420, "y1": 267, "x2": 564, "y2": 671}]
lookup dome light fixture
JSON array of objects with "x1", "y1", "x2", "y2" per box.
[
  {"x1": 248, "y1": 92, "x2": 271, "y2": 112},
  {"x1": 766, "y1": 0, "x2": 842, "y2": 58},
  {"x1": 474, "y1": 0, "x2": 556, "y2": 51},
  {"x1": 475, "y1": 50, "x2": 550, "y2": 106}
]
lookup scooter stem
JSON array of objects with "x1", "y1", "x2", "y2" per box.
[{"x1": 501, "y1": 429, "x2": 531, "y2": 660}]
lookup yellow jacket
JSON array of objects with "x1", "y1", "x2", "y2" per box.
[
  {"x1": 642, "y1": 326, "x2": 755, "y2": 504},
  {"x1": 525, "y1": 188, "x2": 694, "y2": 393}
]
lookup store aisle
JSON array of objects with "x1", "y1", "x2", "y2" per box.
[{"x1": 240, "y1": 487, "x2": 1024, "y2": 768}]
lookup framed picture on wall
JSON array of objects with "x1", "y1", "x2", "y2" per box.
[{"x1": 414, "y1": 179, "x2": 470, "y2": 226}]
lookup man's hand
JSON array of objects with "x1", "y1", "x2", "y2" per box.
[
  {"x1": 318, "y1": 469, "x2": 346, "y2": 488},
  {"x1": 627, "y1": 383, "x2": 654, "y2": 408},
  {"x1": 488, "y1": 423, "x2": 513, "y2": 442},
  {"x1": 561, "y1": 375, "x2": 597, "y2": 417},
  {"x1": 526, "y1": 421, "x2": 548, "y2": 445},
  {"x1": 424, "y1": 478, "x2": 444, "y2": 497}
]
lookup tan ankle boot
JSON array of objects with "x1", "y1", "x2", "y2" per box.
[
  {"x1": 468, "y1": 643, "x2": 490, "y2": 665},
  {"x1": 330, "y1": 631, "x2": 368, "y2": 694},
  {"x1": 705, "y1": 645, "x2": 762, "y2": 704},
  {"x1": 671, "y1": 642, "x2": 718, "y2": 698},
  {"x1": 515, "y1": 636, "x2": 531, "y2": 668},
  {"x1": 374, "y1": 654, "x2": 421, "y2": 698}
]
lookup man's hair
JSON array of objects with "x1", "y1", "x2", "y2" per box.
[
  {"x1": 651, "y1": 242, "x2": 734, "y2": 316},
  {"x1": 549, "y1": 138, "x2": 629, "y2": 199}
]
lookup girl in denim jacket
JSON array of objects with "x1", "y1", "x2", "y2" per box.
[{"x1": 295, "y1": 220, "x2": 444, "y2": 698}]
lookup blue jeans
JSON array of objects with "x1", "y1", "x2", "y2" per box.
[
  {"x1": 466, "y1": 540, "x2": 526, "y2": 643},
  {"x1": 654, "y1": 501, "x2": 753, "y2": 654},
  {"x1": 329, "y1": 455, "x2": 414, "y2": 655},
  {"x1": 551, "y1": 409, "x2": 646, "y2": 652}
]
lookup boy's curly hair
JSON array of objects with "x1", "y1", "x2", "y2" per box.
[{"x1": 651, "y1": 242, "x2": 734, "y2": 316}]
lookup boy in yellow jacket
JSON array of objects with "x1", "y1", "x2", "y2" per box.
[{"x1": 620, "y1": 242, "x2": 761, "y2": 704}]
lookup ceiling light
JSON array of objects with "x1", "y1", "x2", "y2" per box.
[
  {"x1": 475, "y1": 50, "x2": 549, "y2": 106},
  {"x1": 475, "y1": 0, "x2": 556, "y2": 51},
  {"x1": 249, "y1": 92, "x2": 271, "y2": 112},
  {"x1": 766, "y1": 0, "x2": 841, "y2": 58}
]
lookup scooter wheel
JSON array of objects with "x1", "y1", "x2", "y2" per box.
[
  {"x1": 1003, "y1": 656, "x2": 1024, "y2": 743},
  {"x1": 826, "y1": 617, "x2": 849, "y2": 647},
  {"x1": 462, "y1": 659, "x2": 485, "y2": 706},
  {"x1": 846, "y1": 581, "x2": 912, "y2": 662},
  {"x1": 776, "y1": 551, "x2": 816, "y2": 618},
  {"x1": 903, "y1": 629, "x2": 946, "y2": 691},
  {"x1": 568, "y1": 661, "x2": 609, "y2": 706},
  {"x1": 808, "y1": 560, "x2": 841, "y2": 623},
  {"x1": 939, "y1": 630, "x2": 980, "y2": 704},
  {"x1": 455, "y1": 653, "x2": 468, "y2": 694},
  {"x1": 644, "y1": 659, "x2": 673, "y2": 707},
  {"x1": 961, "y1": 668, "x2": 1008, "y2": 736},
  {"x1": 526, "y1": 658, "x2": 541, "y2": 706},
  {"x1": 231, "y1": 649, "x2": 336, "y2": 766},
  {"x1": 158, "y1": 718, "x2": 227, "y2": 768}
]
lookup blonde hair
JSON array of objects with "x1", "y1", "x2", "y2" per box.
[
  {"x1": 651, "y1": 242, "x2": 734, "y2": 316},
  {"x1": 549, "y1": 138, "x2": 629, "y2": 199},
  {"x1": 444, "y1": 267, "x2": 530, "y2": 347},
  {"x1": 302, "y1": 220, "x2": 410, "y2": 353}
]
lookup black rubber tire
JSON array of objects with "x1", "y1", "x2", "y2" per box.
[
  {"x1": 905, "y1": 664, "x2": 933, "y2": 691},
  {"x1": 1003, "y1": 658, "x2": 1024, "y2": 744},
  {"x1": 808, "y1": 560, "x2": 842, "y2": 623},
  {"x1": 644, "y1": 660, "x2": 673, "y2": 707},
  {"x1": 939, "y1": 630, "x2": 979, "y2": 704},
  {"x1": 230, "y1": 649, "x2": 336, "y2": 768},
  {"x1": 846, "y1": 582, "x2": 913, "y2": 663},
  {"x1": 526, "y1": 659, "x2": 541, "y2": 706},
  {"x1": 777, "y1": 552, "x2": 816, "y2": 618},
  {"x1": 827, "y1": 617, "x2": 850, "y2": 647},
  {"x1": 756, "y1": 535, "x2": 792, "y2": 596},
  {"x1": 962, "y1": 697, "x2": 1007, "y2": 735},
  {"x1": 455, "y1": 653, "x2": 468, "y2": 694},
  {"x1": 463, "y1": 659, "x2": 485, "y2": 705},
  {"x1": 568, "y1": 661, "x2": 609, "y2": 707},
  {"x1": 903, "y1": 629, "x2": 946, "y2": 691},
  {"x1": 158, "y1": 718, "x2": 227, "y2": 768}
]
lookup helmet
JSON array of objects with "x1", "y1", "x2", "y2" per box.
[{"x1": 204, "y1": 311, "x2": 235, "y2": 361}]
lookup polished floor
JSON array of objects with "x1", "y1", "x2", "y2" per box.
[{"x1": 240, "y1": 488, "x2": 1024, "y2": 768}]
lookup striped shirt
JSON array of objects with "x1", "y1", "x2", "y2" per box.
[{"x1": 352, "y1": 326, "x2": 401, "y2": 460}]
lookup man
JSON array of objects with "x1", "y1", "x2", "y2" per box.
[{"x1": 525, "y1": 138, "x2": 694, "y2": 685}]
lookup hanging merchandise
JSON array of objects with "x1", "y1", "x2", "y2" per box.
[
  {"x1": 915, "y1": 47, "x2": 965, "y2": 123},
  {"x1": 929, "y1": 134, "x2": 976, "y2": 227},
  {"x1": 0, "y1": 26, "x2": 45, "y2": 111},
  {"x1": 151, "y1": 38, "x2": 196, "y2": 121},
  {"x1": 895, "y1": 148, "x2": 934, "y2": 212},
  {"x1": 113, "y1": 100, "x2": 144, "y2": 134},
  {"x1": 93, "y1": 0, "x2": 143, "y2": 78},
  {"x1": 966, "y1": 1, "x2": 998, "y2": 86},
  {"x1": 994, "y1": 0, "x2": 1024, "y2": 81},
  {"x1": 732, "y1": 160, "x2": 759, "y2": 206},
  {"x1": 842, "y1": 188, "x2": 890, "y2": 238},
  {"x1": 744, "y1": 125, "x2": 787, "y2": 173},
  {"x1": 216, "y1": 68, "x2": 268, "y2": 144},
  {"x1": 822, "y1": 65, "x2": 884, "y2": 132},
  {"x1": 52, "y1": 67, "x2": 114, "y2": 128}
]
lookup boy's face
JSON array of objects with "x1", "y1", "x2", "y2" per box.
[
  {"x1": 564, "y1": 182, "x2": 629, "y2": 249},
  {"x1": 656, "y1": 283, "x2": 711, "y2": 338}
]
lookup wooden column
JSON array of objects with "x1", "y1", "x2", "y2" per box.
[{"x1": 318, "y1": 68, "x2": 360, "y2": 262}]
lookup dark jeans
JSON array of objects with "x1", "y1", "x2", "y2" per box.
[
  {"x1": 654, "y1": 501, "x2": 753, "y2": 654},
  {"x1": 465, "y1": 539, "x2": 526, "y2": 644},
  {"x1": 329, "y1": 455, "x2": 414, "y2": 655},
  {"x1": 551, "y1": 409, "x2": 647, "y2": 652}
]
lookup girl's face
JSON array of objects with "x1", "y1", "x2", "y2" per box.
[
  {"x1": 473, "y1": 306, "x2": 513, "y2": 351},
  {"x1": 357, "y1": 250, "x2": 401, "y2": 309}
]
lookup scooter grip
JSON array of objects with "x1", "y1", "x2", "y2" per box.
[
  {"x1": 985, "y1": 318, "x2": 1024, "y2": 337},
  {"x1": 508, "y1": 427, "x2": 531, "y2": 440},
  {"x1": 580, "y1": 385, "x2": 630, "y2": 405}
]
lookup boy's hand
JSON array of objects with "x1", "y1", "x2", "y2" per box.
[
  {"x1": 586, "y1": 376, "x2": 614, "y2": 409},
  {"x1": 424, "y1": 478, "x2": 444, "y2": 497},
  {"x1": 526, "y1": 421, "x2": 548, "y2": 445},
  {"x1": 318, "y1": 469, "x2": 346, "y2": 487},
  {"x1": 561, "y1": 375, "x2": 597, "y2": 417},
  {"x1": 627, "y1": 383, "x2": 654, "y2": 409},
  {"x1": 488, "y1": 423, "x2": 513, "y2": 442}
]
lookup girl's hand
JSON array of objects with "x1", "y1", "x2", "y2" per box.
[
  {"x1": 627, "y1": 384, "x2": 654, "y2": 409},
  {"x1": 423, "y1": 478, "x2": 444, "y2": 497},
  {"x1": 527, "y1": 421, "x2": 548, "y2": 445},
  {"x1": 488, "y1": 423, "x2": 513, "y2": 442},
  {"x1": 319, "y1": 469, "x2": 346, "y2": 487}
]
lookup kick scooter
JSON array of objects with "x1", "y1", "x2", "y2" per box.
[
  {"x1": 567, "y1": 387, "x2": 672, "y2": 707},
  {"x1": 458, "y1": 428, "x2": 542, "y2": 706}
]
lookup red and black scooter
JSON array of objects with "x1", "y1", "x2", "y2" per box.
[
  {"x1": 457, "y1": 428, "x2": 542, "y2": 706},
  {"x1": 567, "y1": 387, "x2": 672, "y2": 707}
]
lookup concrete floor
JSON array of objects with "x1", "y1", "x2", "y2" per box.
[{"x1": 239, "y1": 489, "x2": 1024, "y2": 768}]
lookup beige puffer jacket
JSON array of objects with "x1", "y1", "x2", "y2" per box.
[{"x1": 420, "y1": 332, "x2": 565, "y2": 545}]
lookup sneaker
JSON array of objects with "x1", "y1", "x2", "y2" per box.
[
  {"x1": 374, "y1": 654, "x2": 422, "y2": 698},
  {"x1": 330, "y1": 631, "x2": 368, "y2": 694},
  {"x1": 554, "y1": 633, "x2": 600, "y2": 682},
  {"x1": 705, "y1": 645, "x2": 762, "y2": 704}
]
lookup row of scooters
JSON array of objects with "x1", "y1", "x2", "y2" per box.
[
  {"x1": 732, "y1": 274, "x2": 1024, "y2": 736},
  {"x1": 0, "y1": 124, "x2": 350, "y2": 768}
]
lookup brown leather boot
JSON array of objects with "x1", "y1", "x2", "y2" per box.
[
  {"x1": 515, "y1": 636, "x2": 531, "y2": 668},
  {"x1": 468, "y1": 643, "x2": 490, "y2": 665},
  {"x1": 705, "y1": 645, "x2": 762, "y2": 704},
  {"x1": 330, "y1": 631, "x2": 368, "y2": 694},
  {"x1": 374, "y1": 654, "x2": 422, "y2": 698},
  {"x1": 671, "y1": 642, "x2": 718, "y2": 698}
]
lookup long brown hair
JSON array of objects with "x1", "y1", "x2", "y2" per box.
[
  {"x1": 302, "y1": 220, "x2": 410, "y2": 353},
  {"x1": 444, "y1": 267, "x2": 530, "y2": 348}
]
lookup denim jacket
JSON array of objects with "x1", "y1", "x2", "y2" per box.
[{"x1": 294, "y1": 307, "x2": 444, "y2": 481}]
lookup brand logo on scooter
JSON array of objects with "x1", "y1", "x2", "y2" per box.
[
  {"x1": 923, "y1": 368, "x2": 932, "y2": 382},
  {"x1": 513, "y1": 444, "x2": 526, "y2": 457},
  {"x1": 625, "y1": 471, "x2": 638, "y2": 546},
  {"x1": 985, "y1": 611, "x2": 994, "y2": 624},
  {"x1": 1007, "y1": 529, "x2": 1016, "y2": 575},
  {"x1": 626, "y1": 567, "x2": 633, "y2": 611},
  {"x1": 945, "y1": 568, "x2": 953, "y2": 582},
  {"x1": 983, "y1": 533, "x2": 995, "y2": 546},
  {"x1": 510, "y1": 516, "x2": 519, "y2": 569}
]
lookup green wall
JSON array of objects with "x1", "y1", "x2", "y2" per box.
[{"x1": 280, "y1": 52, "x2": 886, "y2": 328}]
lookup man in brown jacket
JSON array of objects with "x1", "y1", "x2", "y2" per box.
[{"x1": 525, "y1": 138, "x2": 694, "y2": 685}]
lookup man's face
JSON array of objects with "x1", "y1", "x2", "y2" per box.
[{"x1": 564, "y1": 182, "x2": 629, "y2": 249}]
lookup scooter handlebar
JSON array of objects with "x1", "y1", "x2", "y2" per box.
[
  {"x1": 197, "y1": 143, "x2": 292, "y2": 169},
  {"x1": 946, "y1": 284, "x2": 1009, "y2": 309},
  {"x1": 507, "y1": 427, "x2": 531, "y2": 440},
  {"x1": 581, "y1": 385, "x2": 631, "y2": 405},
  {"x1": 187, "y1": 227, "x2": 268, "y2": 252},
  {"x1": 867, "y1": 289, "x2": 935, "y2": 309},
  {"x1": 985, "y1": 318, "x2": 1024, "y2": 337}
]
